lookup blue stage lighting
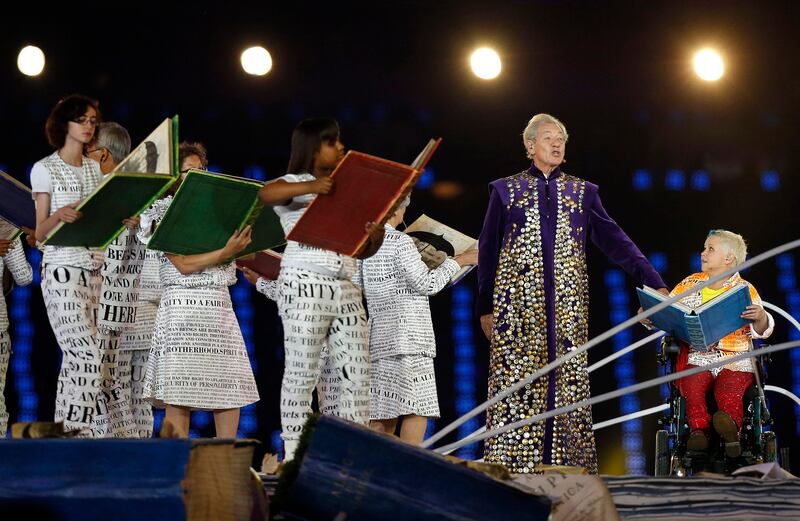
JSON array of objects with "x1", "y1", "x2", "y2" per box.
[
  {"x1": 665, "y1": 169, "x2": 686, "y2": 191},
  {"x1": 648, "y1": 252, "x2": 668, "y2": 274},
  {"x1": 690, "y1": 253, "x2": 702, "y2": 273},
  {"x1": 243, "y1": 165, "x2": 267, "y2": 181},
  {"x1": 632, "y1": 169, "x2": 652, "y2": 191},
  {"x1": 690, "y1": 170, "x2": 711, "y2": 191},
  {"x1": 761, "y1": 170, "x2": 780, "y2": 191},
  {"x1": 417, "y1": 168, "x2": 435, "y2": 189}
]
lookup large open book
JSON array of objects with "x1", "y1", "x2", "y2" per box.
[
  {"x1": 0, "y1": 171, "x2": 36, "y2": 241},
  {"x1": 147, "y1": 169, "x2": 285, "y2": 258},
  {"x1": 236, "y1": 249, "x2": 282, "y2": 280},
  {"x1": 287, "y1": 138, "x2": 442, "y2": 257},
  {"x1": 404, "y1": 214, "x2": 476, "y2": 286},
  {"x1": 636, "y1": 284, "x2": 753, "y2": 351},
  {"x1": 42, "y1": 117, "x2": 180, "y2": 248}
]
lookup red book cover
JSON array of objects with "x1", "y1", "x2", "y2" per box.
[
  {"x1": 287, "y1": 151, "x2": 423, "y2": 256},
  {"x1": 235, "y1": 249, "x2": 283, "y2": 280}
]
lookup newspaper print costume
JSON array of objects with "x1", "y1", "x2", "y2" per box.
[
  {"x1": 115, "y1": 198, "x2": 173, "y2": 437},
  {"x1": 273, "y1": 173, "x2": 370, "y2": 459},
  {"x1": 143, "y1": 197, "x2": 259, "y2": 410},
  {"x1": 31, "y1": 152, "x2": 110, "y2": 435},
  {"x1": 356, "y1": 224, "x2": 459, "y2": 420},
  {"x1": 0, "y1": 238, "x2": 33, "y2": 436},
  {"x1": 255, "y1": 277, "x2": 339, "y2": 415},
  {"x1": 93, "y1": 228, "x2": 146, "y2": 437}
]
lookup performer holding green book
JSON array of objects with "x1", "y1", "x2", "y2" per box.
[
  {"x1": 30, "y1": 95, "x2": 137, "y2": 436},
  {"x1": 142, "y1": 143, "x2": 259, "y2": 438}
]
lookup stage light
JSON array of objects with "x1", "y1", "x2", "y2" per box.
[
  {"x1": 761, "y1": 170, "x2": 780, "y2": 191},
  {"x1": 665, "y1": 169, "x2": 686, "y2": 191},
  {"x1": 690, "y1": 169, "x2": 711, "y2": 191},
  {"x1": 241, "y1": 46, "x2": 272, "y2": 76},
  {"x1": 632, "y1": 169, "x2": 652, "y2": 191},
  {"x1": 470, "y1": 47, "x2": 501, "y2": 80},
  {"x1": 693, "y1": 48, "x2": 724, "y2": 82},
  {"x1": 17, "y1": 45, "x2": 45, "y2": 76}
]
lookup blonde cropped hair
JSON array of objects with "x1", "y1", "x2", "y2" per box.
[{"x1": 708, "y1": 229, "x2": 747, "y2": 267}]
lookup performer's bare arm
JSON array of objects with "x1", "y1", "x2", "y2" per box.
[
  {"x1": 258, "y1": 177, "x2": 333, "y2": 206},
  {"x1": 167, "y1": 226, "x2": 252, "y2": 275}
]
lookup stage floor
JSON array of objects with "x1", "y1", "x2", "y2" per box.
[{"x1": 604, "y1": 475, "x2": 800, "y2": 520}]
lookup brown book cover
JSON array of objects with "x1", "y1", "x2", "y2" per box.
[
  {"x1": 287, "y1": 140, "x2": 440, "y2": 257},
  {"x1": 235, "y1": 249, "x2": 282, "y2": 280}
]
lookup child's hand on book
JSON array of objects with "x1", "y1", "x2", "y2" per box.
[
  {"x1": 309, "y1": 176, "x2": 334, "y2": 195},
  {"x1": 454, "y1": 248, "x2": 479, "y2": 267},
  {"x1": 122, "y1": 216, "x2": 141, "y2": 230},
  {"x1": 0, "y1": 239, "x2": 13, "y2": 257},
  {"x1": 55, "y1": 202, "x2": 82, "y2": 223}
]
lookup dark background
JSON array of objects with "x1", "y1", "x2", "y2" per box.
[{"x1": 2, "y1": 1, "x2": 799, "y2": 474}]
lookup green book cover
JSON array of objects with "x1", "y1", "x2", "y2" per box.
[
  {"x1": 147, "y1": 169, "x2": 285, "y2": 256},
  {"x1": 43, "y1": 116, "x2": 179, "y2": 248}
]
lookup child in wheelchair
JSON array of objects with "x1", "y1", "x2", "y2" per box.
[{"x1": 662, "y1": 230, "x2": 774, "y2": 459}]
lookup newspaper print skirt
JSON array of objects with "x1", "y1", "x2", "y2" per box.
[
  {"x1": 144, "y1": 285, "x2": 259, "y2": 410},
  {"x1": 370, "y1": 354, "x2": 440, "y2": 420}
]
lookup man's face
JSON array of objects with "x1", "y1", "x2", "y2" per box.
[{"x1": 526, "y1": 122, "x2": 566, "y2": 169}]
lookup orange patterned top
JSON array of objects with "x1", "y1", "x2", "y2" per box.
[{"x1": 670, "y1": 272, "x2": 774, "y2": 373}]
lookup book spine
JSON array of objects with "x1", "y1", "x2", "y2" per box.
[{"x1": 685, "y1": 314, "x2": 706, "y2": 351}]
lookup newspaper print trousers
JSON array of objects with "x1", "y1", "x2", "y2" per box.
[
  {"x1": 278, "y1": 267, "x2": 370, "y2": 459},
  {"x1": 42, "y1": 264, "x2": 131, "y2": 436},
  {"x1": 116, "y1": 299, "x2": 157, "y2": 437},
  {"x1": 0, "y1": 331, "x2": 9, "y2": 436},
  {"x1": 117, "y1": 348, "x2": 153, "y2": 438}
]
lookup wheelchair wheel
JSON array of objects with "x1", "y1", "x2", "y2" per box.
[{"x1": 655, "y1": 429, "x2": 671, "y2": 476}]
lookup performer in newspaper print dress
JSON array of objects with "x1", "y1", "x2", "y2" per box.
[
  {"x1": 358, "y1": 196, "x2": 478, "y2": 444},
  {"x1": 0, "y1": 237, "x2": 33, "y2": 436},
  {"x1": 477, "y1": 114, "x2": 667, "y2": 473},
  {"x1": 143, "y1": 143, "x2": 259, "y2": 438}
]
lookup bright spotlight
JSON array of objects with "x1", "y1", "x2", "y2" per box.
[
  {"x1": 241, "y1": 46, "x2": 272, "y2": 76},
  {"x1": 17, "y1": 45, "x2": 45, "y2": 76},
  {"x1": 470, "y1": 47, "x2": 501, "y2": 80},
  {"x1": 693, "y1": 48, "x2": 724, "y2": 81}
]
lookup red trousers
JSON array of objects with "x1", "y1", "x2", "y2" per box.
[{"x1": 678, "y1": 366, "x2": 753, "y2": 431}]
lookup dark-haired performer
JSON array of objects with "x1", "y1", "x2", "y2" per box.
[
  {"x1": 31, "y1": 95, "x2": 137, "y2": 436},
  {"x1": 258, "y1": 118, "x2": 384, "y2": 460}
]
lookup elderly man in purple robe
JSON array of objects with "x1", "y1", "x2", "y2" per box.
[{"x1": 476, "y1": 113, "x2": 668, "y2": 474}]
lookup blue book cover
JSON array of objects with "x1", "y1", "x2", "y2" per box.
[
  {"x1": 0, "y1": 170, "x2": 36, "y2": 231},
  {"x1": 637, "y1": 284, "x2": 752, "y2": 351}
]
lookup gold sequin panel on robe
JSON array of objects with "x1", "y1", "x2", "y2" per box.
[{"x1": 484, "y1": 173, "x2": 597, "y2": 474}]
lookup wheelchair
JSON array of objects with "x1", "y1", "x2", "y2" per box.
[{"x1": 654, "y1": 336, "x2": 780, "y2": 476}]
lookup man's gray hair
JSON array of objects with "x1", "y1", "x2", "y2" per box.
[
  {"x1": 522, "y1": 113, "x2": 569, "y2": 159},
  {"x1": 95, "y1": 122, "x2": 132, "y2": 164},
  {"x1": 398, "y1": 194, "x2": 411, "y2": 209}
]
